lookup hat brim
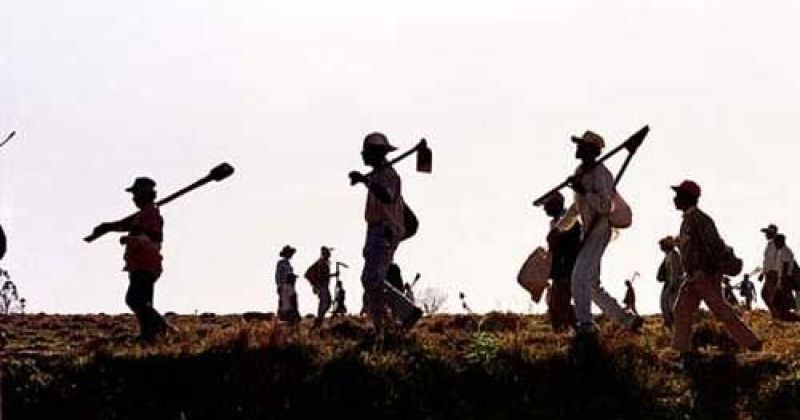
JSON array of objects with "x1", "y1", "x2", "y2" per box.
[
  {"x1": 125, "y1": 187, "x2": 152, "y2": 193},
  {"x1": 364, "y1": 144, "x2": 398, "y2": 152}
]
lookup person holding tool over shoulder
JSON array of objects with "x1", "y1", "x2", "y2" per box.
[
  {"x1": 556, "y1": 130, "x2": 644, "y2": 337},
  {"x1": 349, "y1": 132, "x2": 425, "y2": 334},
  {"x1": 84, "y1": 163, "x2": 235, "y2": 343},
  {"x1": 86, "y1": 177, "x2": 170, "y2": 343}
]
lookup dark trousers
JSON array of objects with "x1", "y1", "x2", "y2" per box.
[
  {"x1": 126, "y1": 270, "x2": 167, "y2": 340},
  {"x1": 548, "y1": 280, "x2": 576, "y2": 332}
]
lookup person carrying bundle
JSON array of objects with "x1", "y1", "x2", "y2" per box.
[
  {"x1": 670, "y1": 180, "x2": 762, "y2": 360},
  {"x1": 541, "y1": 191, "x2": 580, "y2": 333},
  {"x1": 305, "y1": 246, "x2": 339, "y2": 329}
]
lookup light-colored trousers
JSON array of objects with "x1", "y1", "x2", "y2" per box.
[
  {"x1": 361, "y1": 223, "x2": 400, "y2": 327},
  {"x1": 571, "y1": 218, "x2": 629, "y2": 326}
]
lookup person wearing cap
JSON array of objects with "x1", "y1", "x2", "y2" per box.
[
  {"x1": 276, "y1": 245, "x2": 300, "y2": 325},
  {"x1": 349, "y1": 132, "x2": 423, "y2": 332},
  {"x1": 771, "y1": 234, "x2": 799, "y2": 321},
  {"x1": 759, "y1": 224, "x2": 782, "y2": 317},
  {"x1": 656, "y1": 236, "x2": 684, "y2": 329},
  {"x1": 671, "y1": 180, "x2": 761, "y2": 357},
  {"x1": 304, "y1": 246, "x2": 339, "y2": 329},
  {"x1": 735, "y1": 274, "x2": 757, "y2": 311},
  {"x1": 87, "y1": 177, "x2": 169, "y2": 342},
  {"x1": 556, "y1": 130, "x2": 643, "y2": 336},
  {"x1": 542, "y1": 191, "x2": 580, "y2": 333}
]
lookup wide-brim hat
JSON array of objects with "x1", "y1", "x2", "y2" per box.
[
  {"x1": 279, "y1": 245, "x2": 296, "y2": 258},
  {"x1": 761, "y1": 224, "x2": 778, "y2": 234},
  {"x1": 671, "y1": 180, "x2": 701, "y2": 198},
  {"x1": 125, "y1": 177, "x2": 156, "y2": 193},
  {"x1": 571, "y1": 130, "x2": 605, "y2": 149},
  {"x1": 363, "y1": 132, "x2": 397, "y2": 152}
]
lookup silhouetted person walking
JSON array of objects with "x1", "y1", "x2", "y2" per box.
[
  {"x1": 542, "y1": 192, "x2": 579, "y2": 333},
  {"x1": 657, "y1": 236, "x2": 684, "y2": 329},
  {"x1": 670, "y1": 180, "x2": 761, "y2": 358},
  {"x1": 771, "y1": 234, "x2": 798, "y2": 320},
  {"x1": 558, "y1": 131, "x2": 642, "y2": 336},
  {"x1": 305, "y1": 246, "x2": 338, "y2": 329},
  {"x1": 735, "y1": 274, "x2": 756, "y2": 311},
  {"x1": 623, "y1": 280, "x2": 638, "y2": 316},
  {"x1": 331, "y1": 279, "x2": 347, "y2": 317},
  {"x1": 88, "y1": 177, "x2": 169, "y2": 343},
  {"x1": 760, "y1": 224, "x2": 782, "y2": 318},
  {"x1": 275, "y1": 245, "x2": 300, "y2": 325},
  {"x1": 349, "y1": 132, "x2": 422, "y2": 333}
]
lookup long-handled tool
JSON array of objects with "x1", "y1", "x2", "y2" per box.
[
  {"x1": 83, "y1": 163, "x2": 235, "y2": 242},
  {"x1": 0, "y1": 132, "x2": 16, "y2": 150},
  {"x1": 334, "y1": 262, "x2": 349, "y2": 280},
  {"x1": 533, "y1": 126, "x2": 649, "y2": 206},
  {"x1": 350, "y1": 139, "x2": 432, "y2": 186}
]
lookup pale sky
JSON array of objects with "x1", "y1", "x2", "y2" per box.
[{"x1": 1, "y1": 0, "x2": 799, "y2": 315}]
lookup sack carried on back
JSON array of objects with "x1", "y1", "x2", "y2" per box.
[{"x1": 717, "y1": 246, "x2": 744, "y2": 277}]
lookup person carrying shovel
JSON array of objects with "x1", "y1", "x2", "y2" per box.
[
  {"x1": 557, "y1": 131, "x2": 643, "y2": 337},
  {"x1": 349, "y1": 132, "x2": 424, "y2": 334},
  {"x1": 304, "y1": 246, "x2": 339, "y2": 329},
  {"x1": 87, "y1": 177, "x2": 170, "y2": 343}
]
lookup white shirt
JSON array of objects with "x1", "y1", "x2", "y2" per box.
[
  {"x1": 764, "y1": 240, "x2": 780, "y2": 273},
  {"x1": 776, "y1": 246, "x2": 795, "y2": 278},
  {"x1": 557, "y1": 162, "x2": 614, "y2": 233}
]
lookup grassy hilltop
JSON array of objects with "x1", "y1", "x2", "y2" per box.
[{"x1": 1, "y1": 312, "x2": 799, "y2": 420}]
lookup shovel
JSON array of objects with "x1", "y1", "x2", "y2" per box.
[
  {"x1": 533, "y1": 126, "x2": 649, "y2": 206},
  {"x1": 350, "y1": 139, "x2": 432, "y2": 185},
  {"x1": 0, "y1": 131, "x2": 16, "y2": 150},
  {"x1": 84, "y1": 163, "x2": 235, "y2": 242}
]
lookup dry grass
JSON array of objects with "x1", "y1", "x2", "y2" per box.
[{"x1": 1, "y1": 311, "x2": 799, "y2": 419}]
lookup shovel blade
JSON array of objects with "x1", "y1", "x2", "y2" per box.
[
  {"x1": 416, "y1": 139, "x2": 432, "y2": 173},
  {"x1": 209, "y1": 162, "x2": 235, "y2": 182}
]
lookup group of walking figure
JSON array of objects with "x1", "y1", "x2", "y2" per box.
[
  {"x1": 4, "y1": 128, "x2": 794, "y2": 366},
  {"x1": 531, "y1": 129, "x2": 800, "y2": 364}
]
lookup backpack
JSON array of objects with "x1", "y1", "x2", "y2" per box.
[
  {"x1": 717, "y1": 246, "x2": 743, "y2": 277},
  {"x1": 790, "y1": 261, "x2": 800, "y2": 291},
  {"x1": 304, "y1": 261, "x2": 322, "y2": 288},
  {"x1": 400, "y1": 201, "x2": 419, "y2": 242}
]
